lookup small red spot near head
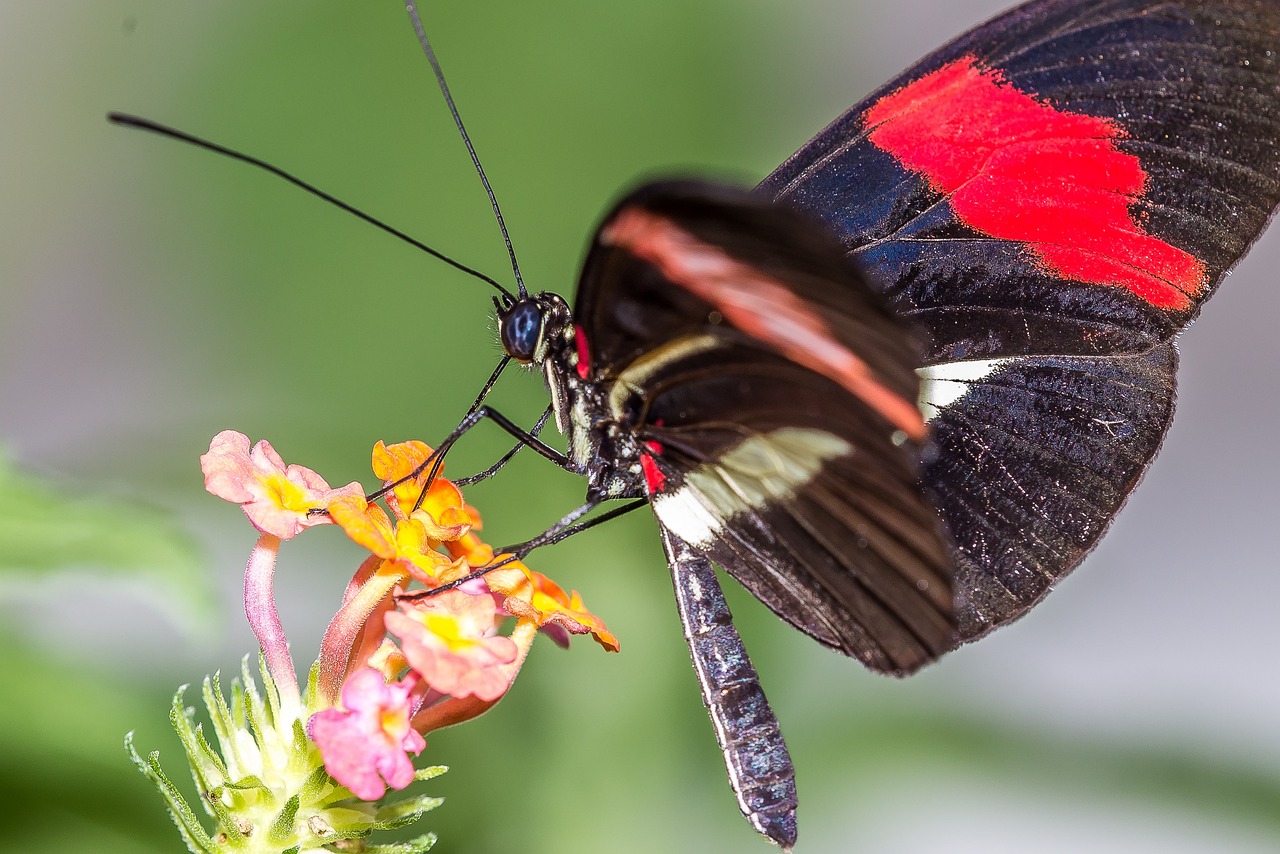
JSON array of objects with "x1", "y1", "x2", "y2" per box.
[{"x1": 573, "y1": 324, "x2": 591, "y2": 380}]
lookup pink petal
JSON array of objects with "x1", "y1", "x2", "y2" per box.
[
  {"x1": 201, "y1": 430, "x2": 258, "y2": 503},
  {"x1": 309, "y1": 669, "x2": 424, "y2": 801}
]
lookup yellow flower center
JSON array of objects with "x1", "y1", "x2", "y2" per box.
[
  {"x1": 379, "y1": 706, "x2": 410, "y2": 741},
  {"x1": 423, "y1": 613, "x2": 478, "y2": 653},
  {"x1": 262, "y1": 472, "x2": 311, "y2": 512}
]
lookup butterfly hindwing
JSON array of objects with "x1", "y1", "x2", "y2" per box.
[{"x1": 920, "y1": 345, "x2": 1178, "y2": 637}]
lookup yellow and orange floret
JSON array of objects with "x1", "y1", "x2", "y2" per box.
[{"x1": 201, "y1": 431, "x2": 616, "y2": 800}]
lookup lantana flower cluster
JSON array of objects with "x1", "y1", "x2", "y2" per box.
[{"x1": 130, "y1": 431, "x2": 616, "y2": 853}]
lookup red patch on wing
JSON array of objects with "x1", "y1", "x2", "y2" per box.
[
  {"x1": 573, "y1": 323, "x2": 591, "y2": 379},
  {"x1": 640, "y1": 439, "x2": 666, "y2": 493},
  {"x1": 864, "y1": 56, "x2": 1206, "y2": 311}
]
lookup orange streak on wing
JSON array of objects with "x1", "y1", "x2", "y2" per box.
[{"x1": 603, "y1": 208, "x2": 927, "y2": 442}]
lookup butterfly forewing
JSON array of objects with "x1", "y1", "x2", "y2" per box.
[
  {"x1": 576, "y1": 182, "x2": 955, "y2": 673},
  {"x1": 762, "y1": 0, "x2": 1280, "y2": 361},
  {"x1": 753, "y1": 0, "x2": 1280, "y2": 642}
]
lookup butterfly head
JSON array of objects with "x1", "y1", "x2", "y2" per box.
[{"x1": 496, "y1": 291, "x2": 573, "y2": 365}]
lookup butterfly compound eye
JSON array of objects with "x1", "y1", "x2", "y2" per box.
[{"x1": 500, "y1": 298, "x2": 544, "y2": 362}]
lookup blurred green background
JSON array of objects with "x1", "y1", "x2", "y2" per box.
[{"x1": 3, "y1": 2, "x2": 1280, "y2": 852}]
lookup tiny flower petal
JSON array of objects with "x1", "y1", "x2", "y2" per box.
[
  {"x1": 372, "y1": 440, "x2": 435, "y2": 521},
  {"x1": 309, "y1": 668, "x2": 425, "y2": 801},
  {"x1": 201, "y1": 430, "x2": 361, "y2": 539},
  {"x1": 411, "y1": 478, "x2": 473, "y2": 542},
  {"x1": 387, "y1": 591, "x2": 518, "y2": 701},
  {"x1": 366, "y1": 639, "x2": 409, "y2": 681},
  {"x1": 411, "y1": 620, "x2": 539, "y2": 735},
  {"x1": 331, "y1": 495, "x2": 457, "y2": 584},
  {"x1": 371, "y1": 439, "x2": 435, "y2": 483},
  {"x1": 507, "y1": 570, "x2": 620, "y2": 653},
  {"x1": 329, "y1": 495, "x2": 398, "y2": 559}
]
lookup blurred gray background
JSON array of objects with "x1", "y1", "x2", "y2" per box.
[{"x1": 1, "y1": 2, "x2": 1277, "y2": 852}]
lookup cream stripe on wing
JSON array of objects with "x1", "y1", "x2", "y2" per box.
[
  {"x1": 652, "y1": 428, "x2": 852, "y2": 547},
  {"x1": 607, "y1": 333, "x2": 725, "y2": 420},
  {"x1": 917, "y1": 359, "x2": 1011, "y2": 422}
]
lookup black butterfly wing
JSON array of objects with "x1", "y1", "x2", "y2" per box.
[
  {"x1": 576, "y1": 182, "x2": 955, "y2": 675},
  {"x1": 921, "y1": 345, "x2": 1178, "y2": 637},
  {"x1": 761, "y1": 0, "x2": 1280, "y2": 361},
  {"x1": 635, "y1": 333, "x2": 954, "y2": 674},
  {"x1": 757, "y1": 0, "x2": 1280, "y2": 640}
]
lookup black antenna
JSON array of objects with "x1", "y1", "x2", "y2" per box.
[
  {"x1": 107, "y1": 112, "x2": 514, "y2": 301},
  {"x1": 406, "y1": 3, "x2": 527, "y2": 298}
]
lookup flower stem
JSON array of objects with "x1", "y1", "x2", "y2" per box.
[
  {"x1": 316, "y1": 557, "x2": 406, "y2": 707},
  {"x1": 243, "y1": 532, "x2": 300, "y2": 710}
]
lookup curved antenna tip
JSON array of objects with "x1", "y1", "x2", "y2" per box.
[{"x1": 406, "y1": 3, "x2": 528, "y2": 298}]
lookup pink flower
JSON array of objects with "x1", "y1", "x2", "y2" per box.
[
  {"x1": 385, "y1": 591, "x2": 517, "y2": 702},
  {"x1": 201, "y1": 430, "x2": 361, "y2": 539},
  {"x1": 309, "y1": 668, "x2": 426, "y2": 801}
]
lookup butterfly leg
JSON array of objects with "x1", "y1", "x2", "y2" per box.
[
  {"x1": 430, "y1": 405, "x2": 572, "y2": 472},
  {"x1": 367, "y1": 404, "x2": 574, "y2": 508},
  {"x1": 402, "y1": 499, "x2": 648, "y2": 601},
  {"x1": 497, "y1": 498, "x2": 648, "y2": 558},
  {"x1": 454, "y1": 405, "x2": 553, "y2": 487},
  {"x1": 659, "y1": 526, "x2": 798, "y2": 850}
]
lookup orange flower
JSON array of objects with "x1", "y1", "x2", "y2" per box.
[
  {"x1": 490, "y1": 563, "x2": 619, "y2": 653},
  {"x1": 328, "y1": 494, "x2": 462, "y2": 585},
  {"x1": 373, "y1": 440, "x2": 475, "y2": 540}
]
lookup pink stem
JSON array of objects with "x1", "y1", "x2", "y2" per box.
[
  {"x1": 315, "y1": 557, "x2": 406, "y2": 707},
  {"x1": 243, "y1": 532, "x2": 299, "y2": 708}
]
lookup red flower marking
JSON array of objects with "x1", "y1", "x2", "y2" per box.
[
  {"x1": 865, "y1": 56, "x2": 1206, "y2": 311},
  {"x1": 573, "y1": 324, "x2": 591, "y2": 380}
]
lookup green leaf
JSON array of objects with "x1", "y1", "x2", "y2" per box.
[
  {"x1": 0, "y1": 452, "x2": 213, "y2": 627},
  {"x1": 412, "y1": 766, "x2": 447, "y2": 783},
  {"x1": 125, "y1": 733, "x2": 218, "y2": 854},
  {"x1": 265, "y1": 794, "x2": 300, "y2": 846},
  {"x1": 169, "y1": 685, "x2": 225, "y2": 797},
  {"x1": 361, "y1": 833, "x2": 438, "y2": 854},
  {"x1": 372, "y1": 795, "x2": 445, "y2": 830}
]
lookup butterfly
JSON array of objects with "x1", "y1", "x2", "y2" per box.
[
  {"x1": 112, "y1": 0, "x2": 1280, "y2": 848},
  {"x1": 473, "y1": 0, "x2": 1280, "y2": 846}
]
